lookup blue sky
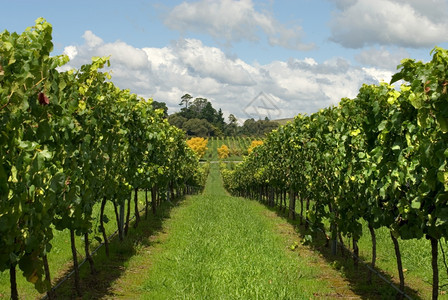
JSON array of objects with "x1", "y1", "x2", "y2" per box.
[{"x1": 3, "y1": 0, "x2": 448, "y2": 121}]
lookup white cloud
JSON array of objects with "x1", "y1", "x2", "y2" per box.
[
  {"x1": 170, "y1": 39, "x2": 257, "y2": 86},
  {"x1": 61, "y1": 31, "x2": 391, "y2": 121},
  {"x1": 100, "y1": 41, "x2": 150, "y2": 69},
  {"x1": 280, "y1": 57, "x2": 386, "y2": 112},
  {"x1": 355, "y1": 47, "x2": 409, "y2": 70},
  {"x1": 362, "y1": 67, "x2": 394, "y2": 83},
  {"x1": 164, "y1": 0, "x2": 315, "y2": 51},
  {"x1": 63, "y1": 45, "x2": 77, "y2": 60},
  {"x1": 329, "y1": 0, "x2": 448, "y2": 48},
  {"x1": 82, "y1": 30, "x2": 103, "y2": 48}
]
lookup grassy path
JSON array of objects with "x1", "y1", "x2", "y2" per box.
[{"x1": 107, "y1": 165, "x2": 360, "y2": 299}]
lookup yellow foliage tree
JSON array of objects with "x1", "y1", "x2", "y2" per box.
[
  {"x1": 248, "y1": 140, "x2": 263, "y2": 154},
  {"x1": 218, "y1": 144, "x2": 230, "y2": 159},
  {"x1": 186, "y1": 137, "x2": 208, "y2": 159}
]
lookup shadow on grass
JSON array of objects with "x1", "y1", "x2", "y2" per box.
[
  {"x1": 257, "y1": 201, "x2": 423, "y2": 300},
  {"x1": 47, "y1": 196, "x2": 184, "y2": 299}
]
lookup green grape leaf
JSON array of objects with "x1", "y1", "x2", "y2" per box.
[
  {"x1": 436, "y1": 114, "x2": 448, "y2": 132},
  {"x1": 411, "y1": 199, "x2": 421, "y2": 210}
]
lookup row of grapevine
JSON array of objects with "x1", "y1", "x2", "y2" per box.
[
  {"x1": 222, "y1": 47, "x2": 448, "y2": 299},
  {"x1": 0, "y1": 19, "x2": 206, "y2": 299}
]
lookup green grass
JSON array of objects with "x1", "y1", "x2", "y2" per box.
[
  {"x1": 6, "y1": 162, "x2": 415, "y2": 299},
  {"x1": 51, "y1": 191, "x2": 176, "y2": 299},
  {"x1": 117, "y1": 164, "x2": 349, "y2": 299},
  {"x1": 204, "y1": 137, "x2": 218, "y2": 161}
]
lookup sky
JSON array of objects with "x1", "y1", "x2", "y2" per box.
[{"x1": 2, "y1": 0, "x2": 448, "y2": 122}]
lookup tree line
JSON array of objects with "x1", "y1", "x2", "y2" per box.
[{"x1": 165, "y1": 94, "x2": 279, "y2": 137}]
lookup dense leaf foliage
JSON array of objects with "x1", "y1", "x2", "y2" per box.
[
  {"x1": 217, "y1": 144, "x2": 230, "y2": 159},
  {"x1": 247, "y1": 140, "x2": 263, "y2": 154},
  {"x1": 0, "y1": 19, "x2": 206, "y2": 297},
  {"x1": 222, "y1": 47, "x2": 448, "y2": 299},
  {"x1": 186, "y1": 137, "x2": 208, "y2": 159}
]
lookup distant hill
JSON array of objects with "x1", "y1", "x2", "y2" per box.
[{"x1": 272, "y1": 117, "x2": 294, "y2": 126}]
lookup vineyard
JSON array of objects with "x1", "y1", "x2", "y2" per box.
[
  {"x1": 0, "y1": 19, "x2": 207, "y2": 299},
  {"x1": 3, "y1": 18, "x2": 448, "y2": 300},
  {"x1": 203, "y1": 136, "x2": 260, "y2": 161},
  {"x1": 221, "y1": 47, "x2": 448, "y2": 299}
]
